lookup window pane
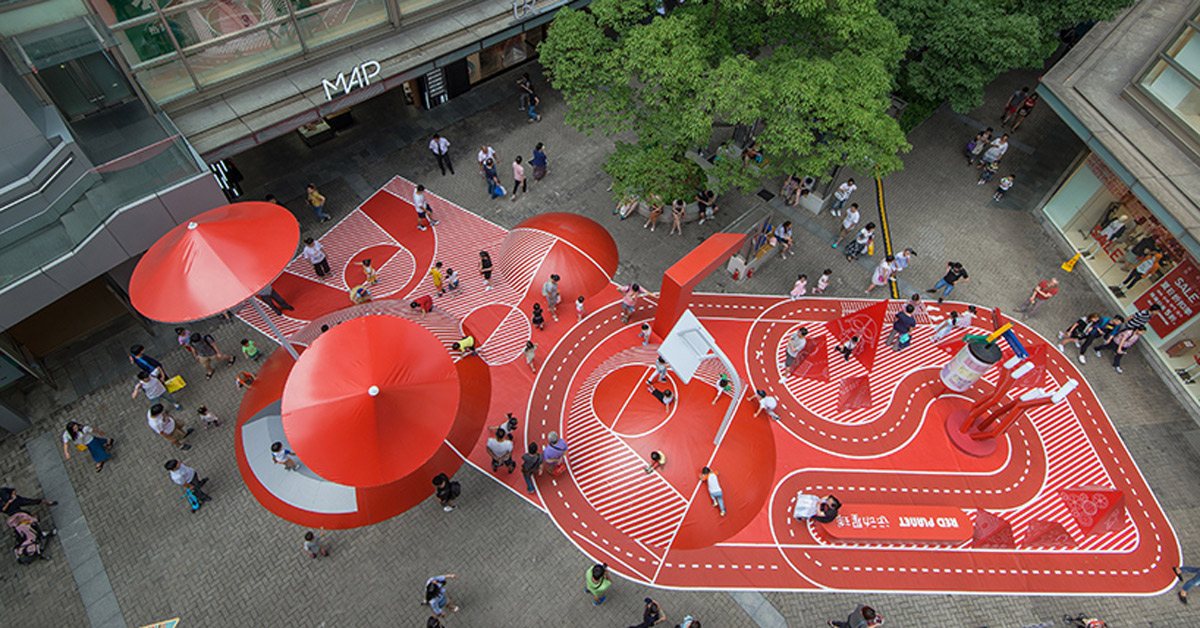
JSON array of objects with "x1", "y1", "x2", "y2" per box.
[
  {"x1": 133, "y1": 56, "x2": 196, "y2": 102},
  {"x1": 396, "y1": 0, "x2": 440, "y2": 16},
  {"x1": 1165, "y1": 26, "x2": 1200, "y2": 76},
  {"x1": 161, "y1": 1, "x2": 292, "y2": 48},
  {"x1": 295, "y1": 0, "x2": 387, "y2": 48},
  {"x1": 1141, "y1": 59, "x2": 1200, "y2": 134},
  {"x1": 111, "y1": 21, "x2": 179, "y2": 64},
  {"x1": 184, "y1": 23, "x2": 302, "y2": 86}
]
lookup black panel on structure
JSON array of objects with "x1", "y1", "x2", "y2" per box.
[{"x1": 444, "y1": 58, "x2": 471, "y2": 99}]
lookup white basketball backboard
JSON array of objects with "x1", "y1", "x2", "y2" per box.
[{"x1": 657, "y1": 310, "x2": 718, "y2": 383}]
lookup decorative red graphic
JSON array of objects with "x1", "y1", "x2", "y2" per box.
[
  {"x1": 1059, "y1": 486, "x2": 1127, "y2": 536},
  {"x1": 972, "y1": 510, "x2": 1015, "y2": 548},
  {"x1": 1134, "y1": 257, "x2": 1200, "y2": 336}
]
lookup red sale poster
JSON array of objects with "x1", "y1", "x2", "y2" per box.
[{"x1": 1135, "y1": 257, "x2": 1200, "y2": 336}]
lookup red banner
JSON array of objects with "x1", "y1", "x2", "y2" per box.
[{"x1": 1135, "y1": 258, "x2": 1200, "y2": 336}]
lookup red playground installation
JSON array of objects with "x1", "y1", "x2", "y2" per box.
[{"x1": 205, "y1": 176, "x2": 1176, "y2": 596}]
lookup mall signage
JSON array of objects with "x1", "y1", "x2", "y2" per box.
[
  {"x1": 321, "y1": 60, "x2": 381, "y2": 101},
  {"x1": 1135, "y1": 257, "x2": 1200, "y2": 336}
]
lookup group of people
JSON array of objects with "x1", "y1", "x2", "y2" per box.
[
  {"x1": 1058, "y1": 304, "x2": 1160, "y2": 374},
  {"x1": 476, "y1": 142, "x2": 549, "y2": 201},
  {"x1": 613, "y1": 189, "x2": 721, "y2": 235},
  {"x1": 964, "y1": 126, "x2": 1015, "y2": 202}
]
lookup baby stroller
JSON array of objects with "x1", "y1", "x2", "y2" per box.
[{"x1": 8, "y1": 511, "x2": 54, "y2": 564}]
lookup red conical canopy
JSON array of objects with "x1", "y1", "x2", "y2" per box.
[
  {"x1": 281, "y1": 315, "x2": 460, "y2": 487},
  {"x1": 129, "y1": 202, "x2": 300, "y2": 322}
]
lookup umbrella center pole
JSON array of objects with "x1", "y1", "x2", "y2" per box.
[{"x1": 249, "y1": 298, "x2": 301, "y2": 360}]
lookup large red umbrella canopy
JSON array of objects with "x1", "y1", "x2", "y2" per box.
[
  {"x1": 281, "y1": 315, "x2": 460, "y2": 487},
  {"x1": 129, "y1": 202, "x2": 300, "y2": 322}
]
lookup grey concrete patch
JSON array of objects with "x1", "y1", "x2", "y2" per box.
[
  {"x1": 728, "y1": 590, "x2": 788, "y2": 628},
  {"x1": 27, "y1": 432, "x2": 125, "y2": 628}
]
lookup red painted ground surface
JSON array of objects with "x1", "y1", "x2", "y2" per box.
[{"x1": 232, "y1": 176, "x2": 1180, "y2": 596}]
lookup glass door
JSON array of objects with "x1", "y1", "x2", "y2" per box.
[{"x1": 37, "y1": 50, "x2": 135, "y2": 119}]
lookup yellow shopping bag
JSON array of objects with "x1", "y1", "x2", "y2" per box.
[
  {"x1": 165, "y1": 375, "x2": 186, "y2": 393},
  {"x1": 867, "y1": 241, "x2": 875, "y2": 256}
]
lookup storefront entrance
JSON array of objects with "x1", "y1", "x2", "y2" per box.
[{"x1": 36, "y1": 49, "x2": 136, "y2": 120}]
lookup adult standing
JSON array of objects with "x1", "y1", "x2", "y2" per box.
[
  {"x1": 1001, "y1": 86, "x2": 1030, "y2": 123},
  {"x1": 619, "y1": 283, "x2": 643, "y2": 324},
  {"x1": 670, "y1": 199, "x2": 686, "y2": 236},
  {"x1": 927, "y1": 261, "x2": 969, "y2": 302},
  {"x1": 530, "y1": 143, "x2": 548, "y2": 181},
  {"x1": 257, "y1": 283, "x2": 294, "y2": 316},
  {"x1": 542, "y1": 274, "x2": 562, "y2": 321},
  {"x1": 477, "y1": 144, "x2": 496, "y2": 183},
  {"x1": 832, "y1": 178, "x2": 856, "y2": 215},
  {"x1": 432, "y1": 473, "x2": 460, "y2": 512},
  {"x1": 302, "y1": 237, "x2": 331, "y2": 280},
  {"x1": 831, "y1": 203, "x2": 860, "y2": 249},
  {"x1": 165, "y1": 459, "x2": 210, "y2": 505},
  {"x1": 628, "y1": 597, "x2": 665, "y2": 628},
  {"x1": 511, "y1": 156, "x2": 527, "y2": 201},
  {"x1": 782, "y1": 327, "x2": 809, "y2": 381},
  {"x1": 965, "y1": 128, "x2": 992, "y2": 166},
  {"x1": 828, "y1": 604, "x2": 881, "y2": 628},
  {"x1": 129, "y1": 345, "x2": 167, "y2": 381},
  {"x1": 1015, "y1": 277, "x2": 1059, "y2": 319},
  {"x1": 486, "y1": 428, "x2": 516, "y2": 473},
  {"x1": 520, "y1": 442, "x2": 542, "y2": 494},
  {"x1": 132, "y1": 370, "x2": 183, "y2": 410},
  {"x1": 148, "y1": 404, "x2": 193, "y2": 451},
  {"x1": 774, "y1": 221, "x2": 794, "y2": 258},
  {"x1": 586, "y1": 563, "x2": 612, "y2": 605},
  {"x1": 479, "y1": 250, "x2": 494, "y2": 289},
  {"x1": 978, "y1": 134, "x2": 1009, "y2": 169},
  {"x1": 542, "y1": 432, "x2": 569, "y2": 475},
  {"x1": 412, "y1": 184, "x2": 439, "y2": 231},
  {"x1": 305, "y1": 183, "x2": 330, "y2": 222},
  {"x1": 188, "y1": 331, "x2": 235, "y2": 380},
  {"x1": 843, "y1": 222, "x2": 875, "y2": 262},
  {"x1": 62, "y1": 421, "x2": 114, "y2": 472},
  {"x1": 887, "y1": 304, "x2": 917, "y2": 352},
  {"x1": 1010, "y1": 93, "x2": 1039, "y2": 131},
  {"x1": 428, "y1": 134, "x2": 454, "y2": 175},
  {"x1": 865, "y1": 255, "x2": 896, "y2": 294}
]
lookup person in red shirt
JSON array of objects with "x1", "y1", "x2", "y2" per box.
[
  {"x1": 410, "y1": 295, "x2": 434, "y2": 320},
  {"x1": 1016, "y1": 277, "x2": 1059, "y2": 319}
]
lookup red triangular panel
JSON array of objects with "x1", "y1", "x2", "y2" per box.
[{"x1": 827, "y1": 301, "x2": 889, "y2": 372}]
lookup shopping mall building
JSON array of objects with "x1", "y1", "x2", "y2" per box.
[{"x1": 0, "y1": 0, "x2": 583, "y2": 391}]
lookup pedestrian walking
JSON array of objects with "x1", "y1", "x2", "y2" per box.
[
  {"x1": 814, "y1": 269, "x2": 832, "y2": 294},
  {"x1": 271, "y1": 442, "x2": 299, "y2": 471},
  {"x1": 644, "y1": 450, "x2": 666, "y2": 474},
  {"x1": 479, "y1": 250, "x2": 494, "y2": 289},
  {"x1": 430, "y1": 261, "x2": 446, "y2": 295},
  {"x1": 542, "y1": 274, "x2": 561, "y2": 321},
  {"x1": 424, "y1": 574, "x2": 459, "y2": 616},
  {"x1": 532, "y1": 303, "x2": 545, "y2": 330},
  {"x1": 670, "y1": 199, "x2": 685, "y2": 236},
  {"x1": 753, "y1": 389, "x2": 780, "y2": 421},
  {"x1": 542, "y1": 432, "x2": 569, "y2": 476},
  {"x1": 828, "y1": 604, "x2": 881, "y2": 628},
  {"x1": 1076, "y1": 315, "x2": 1123, "y2": 363},
  {"x1": 865, "y1": 255, "x2": 896, "y2": 294},
  {"x1": 700, "y1": 467, "x2": 726, "y2": 516},
  {"x1": 835, "y1": 335, "x2": 859, "y2": 360},
  {"x1": 887, "y1": 304, "x2": 918, "y2": 352},
  {"x1": 843, "y1": 222, "x2": 875, "y2": 262},
  {"x1": 774, "y1": 220, "x2": 794, "y2": 258},
  {"x1": 486, "y1": 428, "x2": 516, "y2": 473},
  {"x1": 1095, "y1": 325, "x2": 1145, "y2": 374},
  {"x1": 619, "y1": 283, "x2": 643, "y2": 324},
  {"x1": 188, "y1": 332, "x2": 235, "y2": 380},
  {"x1": 1124, "y1": 303, "x2": 1162, "y2": 331},
  {"x1": 165, "y1": 459, "x2": 210, "y2": 506},
  {"x1": 511, "y1": 156, "x2": 527, "y2": 201},
  {"x1": 305, "y1": 183, "x2": 330, "y2": 222},
  {"x1": 782, "y1": 327, "x2": 809, "y2": 379},
  {"x1": 1001, "y1": 86, "x2": 1029, "y2": 122},
  {"x1": 1015, "y1": 277, "x2": 1059, "y2": 319},
  {"x1": 978, "y1": 134, "x2": 1009, "y2": 168},
  {"x1": 831, "y1": 203, "x2": 860, "y2": 248},
  {"x1": 477, "y1": 144, "x2": 496, "y2": 182},
  {"x1": 964, "y1": 128, "x2": 992, "y2": 166},
  {"x1": 61, "y1": 421, "x2": 113, "y2": 472},
  {"x1": 523, "y1": 341, "x2": 538, "y2": 372},
  {"x1": 576, "y1": 296, "x2": 586, "y2": 321},
  {"x1": 175, "y1": 327, "x2": 191, "y2": 350},
  {"x1": 832, "y1": 178, "x2": 856, "y2": 214},
  {"x1": 432, "y1": 473, "x2": 460, "y2": 512},
  {"x1": 133, "y1": 370, "x2": 183, "y2": 409},
  {"x1": 517, "y1": 73, "x2": 535, "y2": 111},
  {"x1": 927, "y1": 261, "x2": 969, "y2": 302},
  {"x1": 302, "y1": 237, "x2": 331, "y2": 279},
  {"x1": 648, "y1": 356, "x2": 670, "y2": 384},
  {"x1": 304, "y1": 529, "x2": 329, "y2": 558},
  {"x1": 526, "y1": 92, "x2": 542, "y2": 122},
  {"x1": 993, "y1": 174, "x2": 1015, "y2": 201},
  {"x1": 639, "y1": 323, "x2": 652, "y2": 346},
  {"x1": 129, "y1": 344, "x2": 167, "y2": 381},
  {"x1": 521, "y1": 442, "x2": 542, "y2": 494},
  {"x1": 644, "y1": 194, "x2": 664, "y2": 232},
  {"x1": 628, "y1": 597, "x2": 665, "y2": 628},
  {"x1": 484, "y1": 158, "x2": 504, "y2": 199},
  {"x1": 197, "y1": 405, "x2": 221, "y2": 429},
  {"x1": 1058, "y1": 313, "x2": 1102, "y2": 354},
  {"x1": 148, "y1": 404, "x2": 192, "y2": 451},
  {"x1": 428, "y1": 134, "x2": 454, "y2": 175},
  {"x1": 789, "y1": 274, "x2": 808, "y2": 299},
  {"x1": 412, "y1": 184, "x2": 439, "y2": 230},
  {"x1": 531, "y1": 142, "x2": 548, "y2": 181},
  {"x1": 1173, "y1": 565, "x2": 1200, "y2": 603},
  {"x1": 257, "y1": 283, "x2": 294, "y2": 316},
  {"x1": 1010, "y1": 93, "x2": 1039, "y2": 131},
  {"x1": 586, "y1": 563, "x2": 612, "y2": 605}
]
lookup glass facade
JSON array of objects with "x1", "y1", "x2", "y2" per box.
[{"x1": 1139, "y1": 18, "x2": 1200, "y2": 138}]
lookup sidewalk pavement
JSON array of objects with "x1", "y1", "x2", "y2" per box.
[{"x1": 1, "y1": 56, "x2": 1199, "y2": 628}]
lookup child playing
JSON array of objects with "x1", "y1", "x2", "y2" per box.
[
  {"x1": 197, "y1": 405, "x2": 221, "y2": 429},
  {"x1": 361, "y1": 258, "x2": 378, "y2": 285},
  {"x1": 271, "y1": 441, "x2": 298, "y2": 471},
  {"x1": 350, "y1": 282, "x2": 372, "y2": 305},
  {"x1": 789, "y1": 274, "x2": 808, "y2": 299},
  {"x1": 576, "y1": 296, "x2": 585, "y2": 321},
  {"x1": 639, "y1": 323, "x2": 652, "y2": 346},
  {"x1": 532, "y1": 303, "x2": 545, "y2": 330},
  {"x1": 241, "y1": 338, "x2": 260, "y2": 361},
  {"x1": 236, "y1": 371, "x2": 255, "y2": 390},
  {"x1": 410, "y1": 295, "x2": 434, "y2": 320},
  {"x1": 712, "y1": 373, "x2": 734, "y2": 405},
  {"x1": 977, "y1": 160, "x2": 999, "y2": 185},
  {"x1": 994, "y1": 175, "x2": 1015, "y2": 201},
  {"x1": 451, "y1": 336, "x2": 477, "y2": 357},
  {"x1": 430, "y1": 262, "x2": 446, "y2": 295},
  {"x1": 701, "y1": 467, "x2": 726, "y2": 517},
  {"x1": 444, "y1": 268, "x2": 460, "y2": 294},
  {"x1": 646, "y1": 386, "x2": 673, "y2": 412},
  {"x1": 814, "y1": 269, "x2": 832, "y2": 294},
  {"x1": 303, "y1": 529, "x2": 328, "y2": 558},
  {"x1": 523, "y1": 341, "x2": 537, "y2": 372},
  {"x1": 644, "y1": 451, "x2": 666, "y2": 474},
  {"x1": 836, "y1": 336, "x2": 859, "y2": 361}
]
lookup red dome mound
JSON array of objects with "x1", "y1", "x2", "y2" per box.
[{"x1": 503, "y1": 213, "x2": 618, "y2": 305}]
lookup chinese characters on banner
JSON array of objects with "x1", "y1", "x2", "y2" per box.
[{"x1": 1135, "y1": 258, "x2": 1200, "y2": 336}]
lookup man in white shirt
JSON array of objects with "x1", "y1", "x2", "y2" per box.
[
  {"x1": 832, "y1": 178, "x2": 857, "y2": 214},
  {"x1": 148, "y1": 404, "x2": 192, "y2": 450},
  {"x1": 477, "y1": 145, "x2": 496, "y2": 181},
  {"x1": 753, "y1": 389, "x2": 780, "y2": 421},
  {"x1": 832, "y1": 203, "x2": 860, "y2": 248},
  {"x1": 302, "y1": 237, "x2": 330, "y2": 279},
  {"x1": 411, "y1": 184, "x2": 439, "y2": 231},
  {"x1": 132, "y1": 370, "x2": 182, "y2": 410},
  {"x1": 165, "y1": 459, "x2": 210, "y2": 504},
  {"x1": 428, "y1": 134, "x2": 454, "y2": 175},
  {"x1": 486, "y1": 429, "x2": 516, "y2": 473}
]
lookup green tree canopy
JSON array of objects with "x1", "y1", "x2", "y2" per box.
[
  {"x1": 881, "y1": 0, "x2": 1135, "y2": 112},
  {"x1": 539, "y1": 0, "x2": 911, "y2": 200}
]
